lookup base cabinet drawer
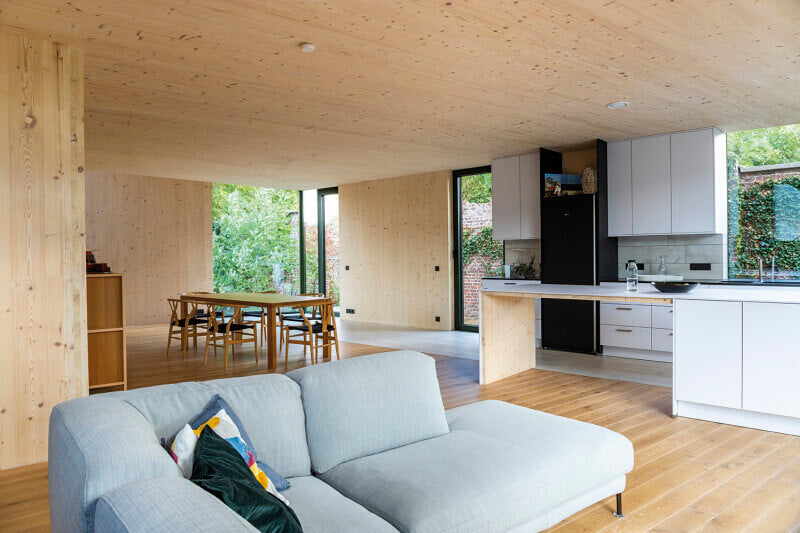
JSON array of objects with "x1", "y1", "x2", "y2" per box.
[
  {"x1": 651, "y1": 328, "x2": 673, "y2": 352},
  {"x1": 600, "y1": 302, "x2": 651, "y2": 327},
  {"x1": 600, "y1": 325, "x2": 651, "y2": 350},
  {"x1": 651, "y1": 305, "x2": 674, "y2": 329}
]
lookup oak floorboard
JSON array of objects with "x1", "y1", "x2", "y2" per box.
[{"x1": 2, "y1": 325, "x2": 800, "y2": 532}]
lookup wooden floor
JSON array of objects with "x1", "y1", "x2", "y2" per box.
[{"x1": 2, "y1": 325, "x2": 799, "y2": 532}]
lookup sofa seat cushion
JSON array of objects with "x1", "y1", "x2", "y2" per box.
[
  {"x1": 287, "y1": 351, "x2": 449, "y2": 474},
  {"x1": 282, "y1": 476, "x2": 398, "y2": 532},
  {"x1": 320, "y1": 401, "x2": 633, "y2": 533}
]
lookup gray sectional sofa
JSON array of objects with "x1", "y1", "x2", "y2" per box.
[{"x1": 49, "y1": 351, "x2": 633, "y2": 532}]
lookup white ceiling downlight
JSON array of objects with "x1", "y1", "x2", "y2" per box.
[
  {"x1": 299, "y1": 42, "x2": 316, "y2": 53},
  {"x1": 606, "y1": 101, "x2": 629, "y2": 109}
]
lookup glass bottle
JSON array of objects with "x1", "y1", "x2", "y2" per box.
[
  {"x1": 626, "y1": 261, "x2": 639, "y2": 291},
  {"x1": 657, "y1": 255, "x2": 668, "y2": 276}
]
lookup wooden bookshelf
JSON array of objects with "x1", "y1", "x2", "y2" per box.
[{"x1": 87, "y1": 273, "x2": 127, "y2": 392}]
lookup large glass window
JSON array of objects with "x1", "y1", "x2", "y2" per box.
[
  {"x1": 727, "y1": 124, "x2": 800, "y2": 279},
  {"x1": 454, "y1": 167, "x2": 504, "y2": 330},
  {"x1": 212, "y1": 184, "x2": 300, "y2": 293},
  {"x1": 302, "y1": 189, "x2": 319, "y2": 293}
]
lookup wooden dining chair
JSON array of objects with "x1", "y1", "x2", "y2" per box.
[
  {"x1": 165, "y1": 298, "x2": 207, "y2": 359},
  {"x1": 186, "y1": 291, "x2": 220, "y2": 320},
  {"x1": 203, "y1": 305, "x2": 258, "y2": 369},
  {"x1": 285, "y1": 300, "x2": 339, "y2": 365},
  {"x1": 279, "y1": 293, "x2": 324, "y2": 352},
  {"x1": 242, "y1": 290, "x2": 277, "y2": 346}
]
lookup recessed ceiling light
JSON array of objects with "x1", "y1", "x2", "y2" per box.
[
  {"x1": 606, "y1": 101, "x2": 629, "y2": 109},
  {"x1": 299, "y1": 42, "x2": 316, "y2": 53}
]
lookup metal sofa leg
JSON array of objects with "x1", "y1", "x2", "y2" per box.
[{"x1": 613, "y1": 493, "x2": 624, "y2": 518}]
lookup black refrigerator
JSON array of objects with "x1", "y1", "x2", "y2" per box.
[{"x1": 538, "y1": 143, "x2": 617, "y2": 354}]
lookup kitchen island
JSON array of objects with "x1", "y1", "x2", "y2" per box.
[{"x1": 481, "y1": 282, "x2": 800, "y2": 435}]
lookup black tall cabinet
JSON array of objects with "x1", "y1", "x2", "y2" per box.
[{"x1": 539, "y1": 142, "x2": 617, "y2": 354}]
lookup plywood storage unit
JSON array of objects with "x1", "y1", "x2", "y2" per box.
[
  {"x1": 85, "y1": 171, "x2": 213, "y2": 326},
  {"x1": 339, "y1": 171, "x2": 454, "y2": 330},
  {"x1": 87, "y1": 274, "x2": 126, "y2": 391}
]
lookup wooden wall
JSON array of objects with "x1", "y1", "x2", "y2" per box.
[
  {"x1": 85, "y1": 171, "x2": 213, "y2": 326},
  {"x1": 339, "y1": 171, "x2": 454, "y2": 330},
  {"x1": 0, "y1": 33, "x2": 87, "y2": 470}
]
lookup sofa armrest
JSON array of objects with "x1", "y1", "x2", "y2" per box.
[
  {"x1": 94, "y1": 477, "x2": 258, "y2": 532},
  {"x1": 49, "y1": 396, "x2": 181, "y2": 532}
]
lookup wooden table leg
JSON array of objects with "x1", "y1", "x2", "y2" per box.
[
  {"x1": 267, "y1": 307, "x2": 277, "y2": 369},
  {"x1": 323, "y1": 331, "x2": 331, "y2": 360}
]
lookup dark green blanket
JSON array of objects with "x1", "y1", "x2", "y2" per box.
[{"x1": 190, "y1": 426, "x2": 303, "y2": 532}]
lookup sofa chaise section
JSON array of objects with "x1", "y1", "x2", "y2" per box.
[{"x1": 288, "y1": 351, "x2": 634, "y2": 533}]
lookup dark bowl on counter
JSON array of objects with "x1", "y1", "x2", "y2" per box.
[{"x1": 652, "y1": 281, "x2": 699, "y2": 293}]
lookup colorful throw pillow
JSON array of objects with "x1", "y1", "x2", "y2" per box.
[
  {"x1": 189, "y1": 394, "x2": 290, "y2": 491},
  {"x1": 191, "y1": 426, "x2": 303, "y2": 533},
  {"x1": 170, "y1": 408, "x2": 286, "y2": 503}
]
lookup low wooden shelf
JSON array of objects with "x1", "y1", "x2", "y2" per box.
[{"x1": 87, "y1": 273, "x2": 127, "y2": 391}]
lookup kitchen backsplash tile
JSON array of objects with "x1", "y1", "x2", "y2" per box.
[{"x1": 617, "y1": 234, "x2": 726, "y2": 280}]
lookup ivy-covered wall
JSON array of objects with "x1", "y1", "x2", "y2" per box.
[{"x1": 733, "y1": 174, "x2": 800, "y2": 276}]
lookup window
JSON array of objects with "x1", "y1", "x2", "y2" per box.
[
  {"x1": 212, "y1": 184, "x2": 300, "y2": 293},
  {"x1": 727, "y1": 124, "x2": 800, "y2": 279}
]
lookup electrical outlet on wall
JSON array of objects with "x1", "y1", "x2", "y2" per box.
[
  {"x1": 345, "y1": 308, "x2": 355, "y2": 314},
  {"x1": 435, "y1": 316, "x2": 440, "y2": 322},
  {"x1": 690, "y1": 263, "x2": 711, "y2": 271}
]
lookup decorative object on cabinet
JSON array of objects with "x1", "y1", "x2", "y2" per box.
[
  {"x1": 581, "y1": 167, "x2": 597, "y2": 194},
  {"x1": 85, "y1": 249, "x2": 111, "y2": 273},
  {"x1": 544, "y1": 173, "x2": 583, "y2": 197},
  {"x1": 87, "y1": 273, "x2": 127, "y2": 392}
]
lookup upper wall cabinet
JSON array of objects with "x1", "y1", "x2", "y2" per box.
[
  {"x1": 491, "y1": 153, "x2": 540, "y2": 240},
  {"x1": 607, "y1": 140, "x2": 633, "y2": 236},
  {"x1": 607, "y1": 128, "x2": 726, "y2": 236},
  {"x1": 632, "y1": 134, "x2": 672, "y2": 234}
]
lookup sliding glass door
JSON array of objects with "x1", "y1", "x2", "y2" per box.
[{"x1": 453, "y1": 167, "x2": 504, "y2": 331}]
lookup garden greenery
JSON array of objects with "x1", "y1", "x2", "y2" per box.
[{"x1": 212, "y1": 184, "x2": 300, "y2": 293}]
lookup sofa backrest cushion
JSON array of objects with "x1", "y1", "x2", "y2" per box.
[
  {"x1": 50, "y1": 373, "x2": 311, "y2": 532},
  {"x1": 123, "y1": 374, "x2": 311, "y2": 479},
  {"x1": 287, "y1": 351, "x2": 449, "y2": 474}
]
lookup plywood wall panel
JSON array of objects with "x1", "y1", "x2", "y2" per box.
[
  {"x1": 0, "y1": 33, "x2": 87, "y2": 470},
  {"x1": 85, "y1": 171, "x2": 213, "y2": 326},
  {"x1": 339, "y1": 171, "x2": 453, "y2": 330}
]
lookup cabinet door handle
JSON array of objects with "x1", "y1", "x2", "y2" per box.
[
  {"x1": 615, "y1": 328, "x2": 633, "y2": 332},
  {"x1": 669, "y1": 332, "x2": 673, "y2": 336},
  {"x1": 504, "y1": 282, "x2": 516, "y2": 285},
  {"x1": 616, "y1": 307, "x2": 633, "y2": 311}
]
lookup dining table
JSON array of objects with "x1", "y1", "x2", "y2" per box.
[{"x1": 180, "y1": 292, "x2": 333, "y2": 369}]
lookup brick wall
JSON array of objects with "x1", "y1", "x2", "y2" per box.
[
  {"x1": 461, "y1": 201, "x2": 499, "y2": 324},
  {"x1": 739, "y1": 163, "x2": 800, "y2": 188}
]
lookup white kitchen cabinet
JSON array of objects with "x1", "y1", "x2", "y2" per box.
[
  {"x1": 674, "y1": 299, "x2": 742, "y2": 410},
  {"x1": 670, "y1": 128, "x2": 726, "y2": 234},
  {"x1": 600, "y1": 302, "x2": 651, "y2": 327},
  {"x1": 519, "y1": 153, "x2": 541, "y2": 239},
  {"x1": 491, "y1": 156, "x2": 521, "y2": 240},
  {"x1": 651, "y1": 328, "x2": 674, "y2": 352},
  {"x1": 491, "y1": 153, "x2": 540, "y2": 240},
  {"x1": 600, "y1": 324, "x2": 651, "y2": 350},
  {"x1": 651, "y1": 305, "x2": 674, "y2": 329},
  {"x1": 742, "y1": 302, "x2": 800, "y2": 419},
  {"x1": 607, "y1": 140, "x2": 632, "y2": 236},
  {"x1": 631, "y1": 134, "x2": 672, "y2": 235}
]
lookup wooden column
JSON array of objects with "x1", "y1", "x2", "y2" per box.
[
  {"x1": 479, "y1": 292, "x2": 536, "y2": 384},
  {"x1": 0, "y1": 32, "x2": 87, "y2": 470}
]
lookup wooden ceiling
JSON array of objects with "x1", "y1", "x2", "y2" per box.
[{"x1": 2, "y1": 1, "x2": 799, "y2": 189}]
